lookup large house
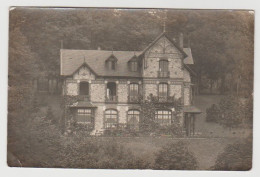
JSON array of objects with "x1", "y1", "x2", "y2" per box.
[{"x1": 60, "y1": 31, "x2": 201, "y2": 136}]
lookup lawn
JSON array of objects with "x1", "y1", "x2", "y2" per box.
[{"x1": 27, "y1": 94, "x2": 252, "y2": 170}]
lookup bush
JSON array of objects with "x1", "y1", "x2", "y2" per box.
[
  {"x1": 206, "y1": 104, "x2": 220, "y2": 122},
  {"x1": 206, "y1": 95, "x2": 253, "y2": 128},
  {"x1": 154, "y1": 141, "x2": 198, "y2": 170},
  {"x1": 213, "y1": 138, "x2": 252, "y2": 170}
]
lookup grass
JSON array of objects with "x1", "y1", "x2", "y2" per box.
[{"x1": 30, "y1": 94, "x2": 252, "y2": 170}]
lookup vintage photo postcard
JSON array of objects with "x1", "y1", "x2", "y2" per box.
[{"x1": 8, "y1": 7, "x2": 254, "y2": 170}]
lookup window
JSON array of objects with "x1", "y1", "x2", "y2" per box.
[
  {"x1": 155, "y1": 110, "x2": 172, "y2": 126},
  {"x1": 158, "y1": 83, "x2": 168, "y2": 101},
  {"x1": 129, "y1": 83, "x2": 138, "y2": 95},
  {"x1": 79, "y1": 82, "x2": 89, "y2": 95},
  {"x1": 104, "y1": 109, "x2": 118, "y2": 129},
  {"x1": 130, "y1": 61, "x2": 138, "y2": 71},
  {"x1": 106, "y1": 82, "x2": 117, "y2": 102},
  {"x1": 77, "y1": 109, "x2": 92, "y2": 123},
  {"x1": 127, "y1": 110, "x2": 140, "y2": 130},
  {"x1": 159, "y1": 59, "x2": 168, "y2": 72}
]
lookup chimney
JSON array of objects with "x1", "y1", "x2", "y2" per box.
[
  {"x1": 179, "y1": 33, "x2": 183, "y2": 49},
  {"x1": 98, "y1": 46, "x2": 101, "y2": 50}
]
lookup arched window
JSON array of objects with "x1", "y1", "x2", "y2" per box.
[
  {"x1": 155, "y1": 110, "x2": 172, "y2": 126},
  {"x1": 79, "y1": 82, "x2": 89, "y2": 95},
  {"x1": 127, "y1": 110, "x2": 140, "y2": 130},
  {"x1": 104, "y1": 109, "x2": 118, "y2": 129},
  {"x1": 158, "y1": 83, "x2": 168, "y2": 101}
]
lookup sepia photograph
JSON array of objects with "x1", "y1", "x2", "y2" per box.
[{"x1": 7, "y1": 7, "x2": 254, "y2": 170}]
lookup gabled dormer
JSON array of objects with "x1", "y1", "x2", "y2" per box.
[
  {"x1": 105, "y1": 54, "x2": 118, "y2": 70},
  {"x1": 128, "y1": 55, "x2": 139, "y2": 72}
]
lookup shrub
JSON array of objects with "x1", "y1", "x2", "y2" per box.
[
  {"x1": 206, "y1": 104, "x2": 220, "y2": 122},
  {"x1": 154, "y1": 141, "x2": 198, "y2": 170},
  {"x1": 206, "y1": 95, "x2": 253, "y2": 128},
  {"x1": 213, "y1": 138, "x2": 252, "y2": 170}
]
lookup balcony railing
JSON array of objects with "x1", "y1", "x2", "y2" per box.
[
  {"x1": 105, "y1": 95, "x2": 118, "y2": 103},
  {"x1": 158, "y1": 71, "x2": 170, "y2": 78},
  {"x1": 128, "y1": 95, "x2": 141, "y2": 103}
]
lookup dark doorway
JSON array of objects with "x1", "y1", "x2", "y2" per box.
[
  {"x1": 106, "y1": 82, "x2": 117, "y2": 102},
  {"x1": 79, "y1": 82, "x2": 89, "y2": 95}
]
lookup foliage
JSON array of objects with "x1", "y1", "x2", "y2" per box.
[
  {"x1": 206, "y1": 95, "x2": 253, "y2": 128},
  {"x1": 212, "y1": 138, "x2": 252, "y2": 170},
  {"x1": 154, "y1": 141, "x2": 198, "y2": 170},
  {"x1": 139, "y1": 94, "x2": 183, "y2": 136},
  {"x1": 9, "y1": 9, "x2": 254, "y2": 95},
  {"x1": 206, "y1": 104, "x2": 220, "y2": 122}
]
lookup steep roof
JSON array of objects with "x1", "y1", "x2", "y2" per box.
[
  {"x1": 183, "y1": 48, "x2": 194, "y2": 64},
  {"x1": 140, "y1": 32, "x2": 188, "y2": 58},
  {"x1": 60, "y1": 32, "x2": 194, "y2": 77},
  {"x1": 61, "y1": 50, "x2": 142, "y2": 77}
]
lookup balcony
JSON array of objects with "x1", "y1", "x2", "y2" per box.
[
  {"x1": 105, "y1": 95, "x2": 118, "y2": 103},
  {"x1": 128, "y1": 95, "x2": 141, "y2": 103},
  {"x1": 158, "y1": 71, "x2": 170, "y2": 78}
]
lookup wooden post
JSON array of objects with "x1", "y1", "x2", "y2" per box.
[{"x1": 192, "y1": 114, "x2": 195, "y2": 136}]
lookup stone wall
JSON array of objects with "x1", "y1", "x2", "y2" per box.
[
  {"x1": 90, "y1": 83, "x2": 105, "y2": 102},
  {"x1": 184, "y1": 87, "x2": 191, "y2": 106},
  {"x1": 170, "y1": 84, "x2": 182, "y2": 99},
  {"x1": 183, "y1": 68, "x2": 191, "y2": 82},
  {"x1": 144, "y1": 83, "x2": 157, "y2": 98},
  {"x1": 143, "y1": 36, "x2": 184, "y2": 78},
  {"x1": 118, "y1": 84, "x2": 128, "y2": 102},
  {"x1": 66, "y1": 82, "x2": 78, "y2": 95}
]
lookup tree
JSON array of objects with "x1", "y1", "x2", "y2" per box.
[{"x1": 154, "y1": 141, "x2": 197, "y2": 170}]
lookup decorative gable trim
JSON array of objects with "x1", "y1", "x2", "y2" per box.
[
  {"x1": 140, "y1": 32, "x2": 188, "y2": 59},
  {"x1": 71, "y1": 62, "x2": 99, "y2": 77}
]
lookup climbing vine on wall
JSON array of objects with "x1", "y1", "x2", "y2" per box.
[{"x1": 139, "y1": 94, "x2": 183, "y2": 136}]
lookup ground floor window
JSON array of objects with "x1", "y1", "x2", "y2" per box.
[
  {"x1": 155, "y1": 110, "x2": 172, "y2": 126},
  {"x1": 77, "y1": 109, "x2": 92, "y2": 123},
  {"x1": 127, "y1": 110, "x2": 140, "y2": 130},
  {"x1": 104, "y1": 109, "x2": 118, "y2": 129}
]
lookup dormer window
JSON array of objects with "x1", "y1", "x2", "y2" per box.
[
  {"x1": 130, "y1": 61, "x2": 138, "y2": 72},
  {"x1": 106, "y1": 54, "x2": 118, "y2": 70},
  {"x1": 108, "y1": 60, "x2": 116, "y2": 70},
  {"x1": 128, "y1": 55, "x2": 138, "y2": 72}
]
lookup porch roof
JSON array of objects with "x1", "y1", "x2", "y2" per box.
[
  {"x1": 69, "y1": 101, "x2": 97, "y2": 108},
  {"x1": 183, "y1": 105, "x2": 202, "y2": 114}
]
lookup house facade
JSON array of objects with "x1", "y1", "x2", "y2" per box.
[{"x1": 60, "y1": 32, "x2": 200, "y2": 136}]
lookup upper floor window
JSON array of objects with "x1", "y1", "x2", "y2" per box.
[
  {"x1": 129, "y1": 83, "x2": 139, "y2": 96},
  {"x1": 79, "y1": 81, "x2": 89, "y2": 95},
  {"x1": 106, "y1": 54, "x2": 117, "y2": 70},
  {"x1": 129, "y1": 83, "x2": 139, "y2": 102},
  {"x1": 159, "y1": 59, "x2": 168, "y2": 72},
  {"x1": 158, "y1": 83, "x2": 168, "y2": 101},
  {"x1": 130, "y1": 61, "x2": 138, "y2": 72},
  {"x1": 107, "y1": 60, "x2": 116, "y2": 70}
]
